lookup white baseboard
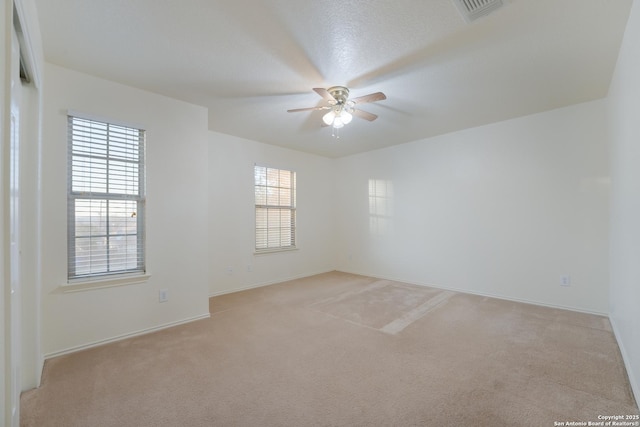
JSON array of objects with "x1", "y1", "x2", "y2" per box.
[
  {"x1": 44, "y1": 312, "x2": 211, "y2": 360},
  {"x1": 209, "y1": 269, "x2": 335, "y2": 298},
  {"x1": 335, "y1": 269, "x2": 608, "y2": 316},
  {"x1": 609, "y1": 316, "x2": 640, "y2": 407}
]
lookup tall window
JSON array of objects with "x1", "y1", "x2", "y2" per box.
[
  {"x1": 67, "y1": 115, "x2": 146, "y2": 280},
  {"x1": 254, "y1": 165, "x2": 296, "y2": 251}
]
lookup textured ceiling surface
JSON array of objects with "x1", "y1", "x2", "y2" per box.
[{"x1": 34, "y1": 0, "x2": 633, "y2": 158}]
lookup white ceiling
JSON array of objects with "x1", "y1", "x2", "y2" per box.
[{"x1": 34, "y1": 0, "x2": 633, "y2": 158}]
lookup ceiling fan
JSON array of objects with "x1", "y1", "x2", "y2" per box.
[{"x1": 287, "y1": 86, "x2": 386, "y2": 130}]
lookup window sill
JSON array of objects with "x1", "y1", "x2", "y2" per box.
[
  {"x1": 254, "y1": 247, "x2": 298, "y2": 255},
  {"x1": 59, "y1": 273, "x2": 151, "y2": 293}
]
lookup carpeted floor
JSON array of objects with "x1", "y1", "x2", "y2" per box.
[{"x1": 21, "y1": 272, "x2": 639, "y2": 426}]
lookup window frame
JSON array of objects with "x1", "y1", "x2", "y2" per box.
[
  {"x1": 67, "y1": 113, "x2": 147, "y2": 282},
  {"x1": 254, "y1": 165, "x2": 297, "y2": 253}
]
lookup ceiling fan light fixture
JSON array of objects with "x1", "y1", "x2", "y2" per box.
[
  {"x1": 332, "y1": 116, "x2": 345, "y2": 128},
  {"x1": 341, "y1": 111, "x2": 353, "y2": 125},
  {"x1": 323, "y1": 110, "x2": 336, "y2": 125}
]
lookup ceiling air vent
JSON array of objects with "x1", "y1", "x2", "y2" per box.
[{"x1": 452, "y1": 0, "x2": 504, "y2": 23}]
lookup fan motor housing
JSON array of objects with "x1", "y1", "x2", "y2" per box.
[{"x1": 327, "y1": 86, "x2": 349, "y2": 104}]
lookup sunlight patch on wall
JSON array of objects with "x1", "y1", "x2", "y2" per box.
[{"x1": 369, "y1": 179, "x2": 394, "y2": 236}]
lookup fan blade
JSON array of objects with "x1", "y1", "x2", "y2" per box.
[
  {"x1": 353, "y1": 109, "x2": 378, "y2": 121},
  {"x1": 350, "y1": 92, "x2": 386, "y2": 104},
  {"x1": 287, "y1": 106, "x2": 330, "y2": 113},
  {"x1": 313, "y1": 88, "x2": 336, "y2": 102}
]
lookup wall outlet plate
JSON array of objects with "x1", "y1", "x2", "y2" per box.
[
  {"x1": 560, "y1": 275, "x2": 571, "y2": 287},
  {"x1": 159, "y1": 289, "x2": 169, "y2": 302}
]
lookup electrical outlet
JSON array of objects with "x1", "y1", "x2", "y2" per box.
[
  {"x1": 159, "y1": 289, "x2": 169, "y2": 303},
  {"x1": 247, "y1": 265, "x2": 253, "y2": 272},
  {"x1": 226, "y1": 266, "x2": 233, "y2": 275},
  {"x1": 560, "y1": 275, "x2": 571, "y2": 287}
]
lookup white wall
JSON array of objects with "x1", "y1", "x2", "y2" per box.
[
  {"x1": 607, "y1": 0, "x2": 640, "y2": 404},
  {"x1": 336, "y1": 100, "x2": 610, "y2": 314},
  {"x1": 208, "y1": 132, "x2": 336, "y2": 296},
  {"x1": 40, "y1": 64, "x2": 210, "y2": 356}
]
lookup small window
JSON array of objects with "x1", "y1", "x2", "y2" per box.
[
  {"x1": 254, "y1": 165, "x2": 296, "y2": 252},
  {"x1": 67, "y1": 115, "x2": 146, "y2": 280}
]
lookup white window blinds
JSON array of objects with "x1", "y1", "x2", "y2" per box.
[
  {"x1": 67, "y1": 115, "x2": 146, "y2": 280},
  {"x1": 254, "y1": 165, "x2": 296, "y2": 251}
]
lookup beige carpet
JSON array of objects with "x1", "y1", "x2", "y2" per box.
[{"x1": 21, "y1": 272, "x2": 639, "y2": 426}]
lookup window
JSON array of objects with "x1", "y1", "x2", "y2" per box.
[
  {"x1": 67, "y1": 115, "x2": 146, "y2": 280},
  {"x1": 254, "y1": 165, "x2": 296, "y2": 251}
]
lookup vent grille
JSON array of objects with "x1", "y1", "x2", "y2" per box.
[{"x1": 453, "y1": 0, "x2": 504, "y2": 22}]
